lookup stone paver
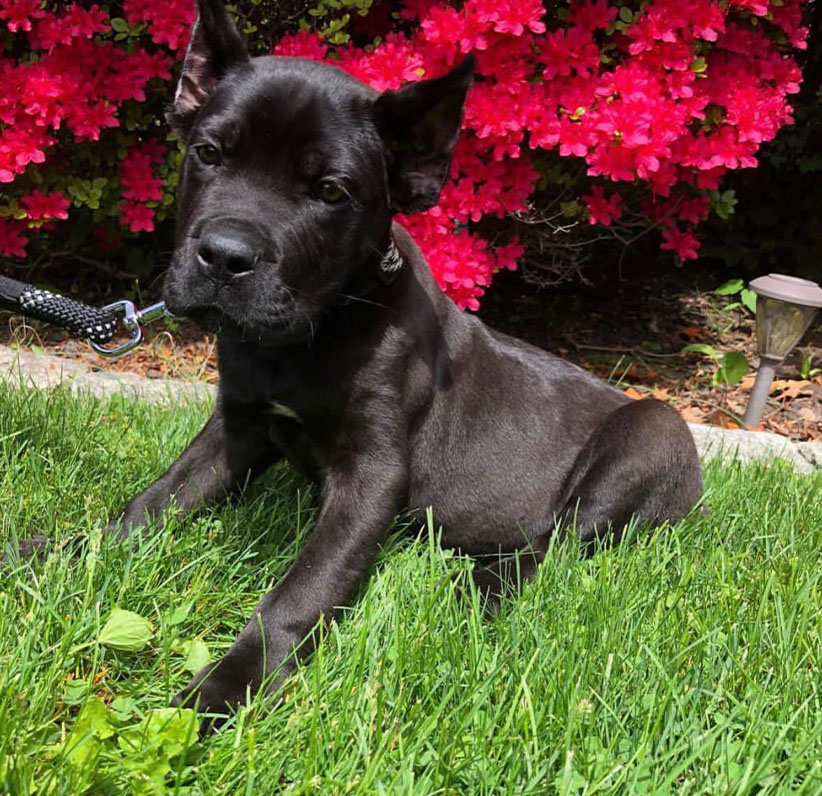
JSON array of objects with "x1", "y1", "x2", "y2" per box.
[{"x1": 1, "y1": 344, "x2": 819, "y2": 472}]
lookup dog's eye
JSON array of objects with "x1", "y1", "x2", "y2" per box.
[
  {"x1": 318, "y1": 181, "x2": 349, "y2": 204},
  {"x1": 195, "y1": 144, "x2": 222, "y2": 166}
]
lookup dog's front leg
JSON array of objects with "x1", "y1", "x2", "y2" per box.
[
  {"x1": 174, "y1": 459, "x2": 406, "y2": 721},
  {"x1": 114, "y1": 397, "x2": 279, "y2": 538},
  {"x1": 2, "y1": 399, "x2": 278, "y2": 563}
]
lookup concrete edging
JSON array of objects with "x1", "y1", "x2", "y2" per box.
[
  {"x1": 687, "y1": 422, "x2": 821, "y2": 475},
  {"x1": 0, "y1": 344, "x2": 215, "y2": 405},
  {"x1": 1, "y1": 344, "x2": 819, "y2": 473}
]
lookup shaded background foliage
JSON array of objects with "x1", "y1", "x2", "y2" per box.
[{"x1": 0, "y1": 0, "x2": 818, "y2": 307}]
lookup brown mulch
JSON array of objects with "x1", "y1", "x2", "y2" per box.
[
  {"x1": 2, "y1": 265, "x2": 820, "y2": 441},
  {"x1": 0, "y1": 313, "x2": 219, "y2": 384}
]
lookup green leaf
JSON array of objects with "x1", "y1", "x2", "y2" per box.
[
  {"x1": 681, "y1": 343, "x2": 719, "y2": 359},
  {"x1": 170, "y1": 636, "x2": 212, "y2": 674},
  {"x1": 618, "y1": 6, "x2": 634, "y2": 23},
  {"x1": 165, "y1": 602, "x2": 192, "y2": 627},
  {"x1": 741, "y1": 288, "x2": 757, "y2": 313},
  {"x1": 184, "y1": 638, "x2": 211, "y2": 674},
  {"x1": 62, "y1": 679, "x2": 90, "y2": 706},
  {"x1": 61, "y1": 696, "x2": 117, "y2": 768},
  {"x1": 714, "y1": 278, "x2": 744, "y2": 296},
  {"x1": 117, "y1": 708, "x2": 199, "y2": 794},
  {"x1": 111, "y1": 695, "x2": 139, "y2": 722},
  {"x1": 714, "y1": 351, "x2": 750, "y2": 386},
  {"x1": 561, "y1": 200, "x2": 582, "y2": 218},
  {"x1": 99, "y1": 608, "x2": 154, "y2": 652}
]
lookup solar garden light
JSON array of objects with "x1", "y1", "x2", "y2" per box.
[{"x1": 743, "y1": 274, "x2": 822, "y2": 429}]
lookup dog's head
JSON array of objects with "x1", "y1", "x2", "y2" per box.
[{"x1": 164, "y1": 0, "x2": 474, "y2": 344}]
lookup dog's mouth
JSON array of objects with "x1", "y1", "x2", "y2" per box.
[
  {"x1": 178, "y1": 304, "x2": 308, "y2": 344},
  {"x1": 166, "y1": 294, "x2": 313, "y2": 346},
  {"x1": 163, "y1": 250, "x2": 317, "y2": 345}
]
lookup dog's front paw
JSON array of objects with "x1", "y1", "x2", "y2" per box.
[
  {"x1": 173, "y1": 655, "x2": 261, "y2": 732},
  {"x1": 1, "y1": 535, "x2": 53, "y2": 565}
]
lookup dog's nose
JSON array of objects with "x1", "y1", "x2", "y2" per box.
[{"x1": 197, "y1": 225, "x2": 258, "y2": 281}]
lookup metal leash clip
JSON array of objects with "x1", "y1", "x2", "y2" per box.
[{"x1": 89, "y1": 300, "x2": 169, "y2": 358}]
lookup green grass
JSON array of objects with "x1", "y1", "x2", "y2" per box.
[{"x1": 2, "y1": 384, "x2": 822, "y2": 795}]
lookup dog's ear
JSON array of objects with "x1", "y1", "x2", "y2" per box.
[
  {"x1": 168, "y1": 0, "x2": 250, "y2": 137},
  {"x1": 373, "y1": 55, "x2": 475, "y2": 215}
]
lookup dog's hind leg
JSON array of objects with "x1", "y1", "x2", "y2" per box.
[
  {"x1": 556, "y1": 399, "x2": 703, "y2": 549},
  {"x1": 471, "y1": 399, "x2": 703, "y2": 611}
]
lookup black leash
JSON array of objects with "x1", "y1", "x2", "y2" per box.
[
  {"x1": 0, "y1": 241, "x2": 402, "y2": 357},
  {"x1": 0, "y1": 274, "x2": 168, "y2": 358}
]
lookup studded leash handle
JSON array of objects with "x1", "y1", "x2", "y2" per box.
[{"x1": 0, "y1": 274, "x2": 117, "y2": 345}]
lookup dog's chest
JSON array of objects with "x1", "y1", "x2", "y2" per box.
[{"x1": 265, "y1": 397, "x2": 348, "y2": 482}]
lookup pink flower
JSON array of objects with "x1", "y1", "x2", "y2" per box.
[
  {"x1": 583, "y1": 185, "x2": 623, "y2": 225},
  {"x1": 21, "y1": 189, "x2": 70, "y2": 220},
  {"x1": 119, "y1": 144, "x2": 165, "y2": 202},
  {"x1": 123, "y1": 0, "x2": 194, "y2": 53},
  {"x1": 274, "y1": 31, "x2": 329, "y2": 61},
  {"x1": 660, "y1": 225, "x2": 700, "y2": 260},
  {"x1": 675, "y1": 195, "x2": 710, "y2": 224},
  {"x1": 29, "y1": 4, "x2": 108, "y2": 50},
  {"x1": 469, "y1": 0, "x2": 546, "y2": 36},
  {"x1": 120, "y1": 200, "x2": 155, "y2": 233},
  {"x1": 420, "y1": 4, "x2": 488, "y2": 52},
  {"x1": 729, "y1": 0, "x2": 769, "y2": 16},
  {"x1": 0, "y1": 0, "x2": 808, "y2": 310},
  {"x1": 0, "y1": 0, "x2": 45, "y2": 33},
  {"x1": 570, "y1": 0, "x2": 617, "y2": 31},
  {"x1": 0, "y1": 218, "x2": 27, "y2": 257}
]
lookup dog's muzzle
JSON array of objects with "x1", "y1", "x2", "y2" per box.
[{"x1": 196, "y1": 218, "x2": 264, "y2": 285}]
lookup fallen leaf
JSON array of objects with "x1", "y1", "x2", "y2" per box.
[
  {"x1": 651, "y1": 388, "x2": 672, "y2": 402},
  {"x1": 624, "y1": 387, "x2": 643, "y2": 400},
  {"x1": 739, "y1": 373, "x2": 756, "y2": 392},
  {"x1": 770, "y1": 380, "x2": 814, "y2": 400},
  {"x1": 679, "y1": 405, "x2": 705, "y2": 423},
  {"x1": 680, "y1": 327, "x2": 704, "y2": 340},
  {"x1": 92, "y1": 668, "x2": 110, "y2": 686},
  {"x1": 704, "y1": 409, "x2": 740, "y2": 429}
]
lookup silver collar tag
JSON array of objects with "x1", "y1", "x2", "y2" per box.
[{"x1": 378, "y1": 240, "x2": 403, "y2": 285}]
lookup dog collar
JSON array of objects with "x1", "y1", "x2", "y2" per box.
[
  {"x1": 334, "y1": 238, "x2": 404, "y2": 308},
  {"x1": 378, "y1": 239, "x2": 403, "y2": 285}
]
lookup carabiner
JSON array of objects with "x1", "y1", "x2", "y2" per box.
[{"x1": 89, "y1": 300, "x2": 169, "y2": 358}]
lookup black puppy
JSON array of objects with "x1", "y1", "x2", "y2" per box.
[{"x1": 37, "y1": 0, "x2": 705, "y2": 716}]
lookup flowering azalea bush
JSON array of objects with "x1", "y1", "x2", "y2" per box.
[
  {"x1": 0, "y1": 0, "x2": 185, "y2": 277},
  {"x1": 0, "y1": 0, "x2": 809, "y2": 309}
]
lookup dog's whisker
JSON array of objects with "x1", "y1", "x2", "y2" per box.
[{"x1": 336, "y1": 293, "x2": 390, "y2": 310}]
